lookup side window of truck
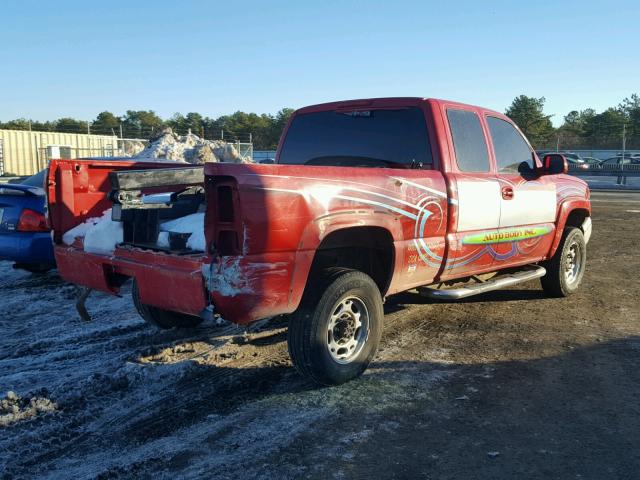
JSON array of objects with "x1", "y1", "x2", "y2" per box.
[
  {"x1": 487, "y1": 116, "x2": 534, "y2": 174},
  {"x1": 447, "y1": 109, "x2": 490, "y2": 172}
]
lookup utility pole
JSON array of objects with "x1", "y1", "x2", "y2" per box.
[
  {"x1": 119, "y1": 123, "x2": 123, "y2": 139},
  {"x1": 618, "y1": 123, "x2": 627, "y2": 186},
  {"x1": 556, "y1": 134, "x2": 560, "y2": 152},
  {"x1": 87, "y1": 122, "x2": 90, "y2": 135}
]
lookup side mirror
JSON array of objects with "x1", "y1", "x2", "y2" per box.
[{"x1": 541, "y1": 154, "x2": 568, "y2": 175}]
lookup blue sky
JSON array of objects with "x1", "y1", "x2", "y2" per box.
[{"x1": 1, "y1": 0, "x2": 638, "y2": 125}]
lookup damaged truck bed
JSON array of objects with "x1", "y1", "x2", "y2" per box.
[{"x1": 48, "y1": 159, "x2": 298, "y2": 325}]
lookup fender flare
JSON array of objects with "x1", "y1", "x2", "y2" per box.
[
  {"x1": 548, "y1": 199, "x2": 591, "y2": 258},
  {"x1": 287, "y1": 212, "x2": 401, "y2": 311}
]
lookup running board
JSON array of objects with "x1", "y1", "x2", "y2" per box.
[{"x1": 418, "y1": 266, "x2": 546, "y2": 300}]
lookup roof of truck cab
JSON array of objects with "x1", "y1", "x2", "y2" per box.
[{"x1": 294, "y1": 97, "x2": 505, "y2": 119}]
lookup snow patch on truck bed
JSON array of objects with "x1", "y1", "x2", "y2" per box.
[
  {"x1": 62, "y1": 209, "x2": 123, "y2": 255},
  {"x1": 62, "y1": 210, "x2": 205, "y2": 254},
  {"x1": 160, "y1": 212, "x2": 205, "y2": 251},
  {"x1": 84, "y1": 216, "x2": 124, "y2": 255}
]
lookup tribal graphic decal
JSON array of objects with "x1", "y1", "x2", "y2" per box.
[{"x1": 252, "y1": 172, "x2": 572, "y2": 273}]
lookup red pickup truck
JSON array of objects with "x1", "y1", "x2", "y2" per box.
[{"x1": 47, "y1": 97, "x2": 592, "y2": 385}]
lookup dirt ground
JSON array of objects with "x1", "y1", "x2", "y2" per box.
[{"x1": 1, "y1": 190, "x2": 639, "y2": 479}]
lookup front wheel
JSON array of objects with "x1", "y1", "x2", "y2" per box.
[
  {"x1": 540, "y1": 227, "x2": 587, "y2": 297},
  {"x1": 287, "y1": 269, "x2": 383, "y2": 385}
]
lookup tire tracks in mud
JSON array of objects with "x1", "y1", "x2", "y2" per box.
[
  {"x1": 9, "y1": 321, "x2": 294, "y2": 474},
  {"x1": 4, "y1": 271, "x2": 468, "y2": 479},
  {"x1": 15, "y1": 302, "x2": 450, "y2": 475},
  {"x1": 0, "y1": 271, "x2": 552, "y2": 477},
  {"x1": 111, "y1": 304, "x2": 449, "y2": 448}
]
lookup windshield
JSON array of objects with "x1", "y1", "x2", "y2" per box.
[{"x1": 278, "y1": 107, "x2": 432, "y2": 168}]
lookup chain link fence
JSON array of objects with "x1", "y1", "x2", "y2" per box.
[{"x1": 537, "y1": 127, "x2": 640, "y2": 154}]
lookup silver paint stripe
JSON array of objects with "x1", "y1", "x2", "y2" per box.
[
  {"x1": 340, "y1": 186, "x2": 422, "y2": 210},
  {"x1": 257, "y1": 187, "x2": 419, "y2": 220},
  {"x1": 389, "y1": 177, "x2": 448, "y2": 198},
  {"x1": 244, "y1": 173, "x2": 449, "y2": 200},
  {"x1": 333, "y1": 195, "x2": 418, "y2": 220}
]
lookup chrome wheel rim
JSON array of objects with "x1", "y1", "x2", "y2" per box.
[
  {"x1": 326, "y1": 296, "x2": 369, "y2": 364},
  {"x1": 564, "y1": 241, "x2": 582, "y2": 285}
]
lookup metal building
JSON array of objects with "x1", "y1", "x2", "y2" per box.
[{"x1": 0, "y1": 129, "x2": 119, "y2": 176}]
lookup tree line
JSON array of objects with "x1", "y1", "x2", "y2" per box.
[
  {"x1": 0, "y1": 109, "x2": 295, "y2": 151},
  {"x1": 505, "y1": 93, "x2": 640, "y2": 150},
  {"x1": 1, "y1": 94, "x2": 639, "y2": 150}
]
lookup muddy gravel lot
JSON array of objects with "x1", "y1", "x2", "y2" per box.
[{"x1": 1, "y1": 191, "x2": 639, "y2": 479}]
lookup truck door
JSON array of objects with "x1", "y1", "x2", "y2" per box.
[
  {"x1": 443, "y1": 108, "x2": 501, "y2": 277},
  {"x1": 485, "y1": 115, "x2": 556, "y2": 267}
]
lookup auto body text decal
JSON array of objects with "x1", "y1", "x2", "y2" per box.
[{"x1": 462, "y1": 226, "x2": 552, "y2": 245}]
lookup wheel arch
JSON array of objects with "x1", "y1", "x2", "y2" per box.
[
  {"x1": 311, "y1": 226, "x2": 395, "y2": 293},
  {"x1": 288, "y1": 225, "x2": 396, "y2": 311},
  {"x1": 548, "y1": 200, "x2": 591, "y2": 258}
]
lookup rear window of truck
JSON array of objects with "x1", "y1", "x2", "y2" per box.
[{"x1": 278, "y1": 107, "x2": 432, "y2": 168}]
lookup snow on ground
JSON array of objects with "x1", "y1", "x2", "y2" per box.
[
  {"x1": 0, "y1": 390, "x2": 57, "y2": 427},
  {"x1": 0, "y1": 260, "x2": 448, "y2": 478}
]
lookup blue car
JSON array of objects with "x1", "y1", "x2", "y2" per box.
[{"x1": 0, "y1": 170, "x2": 55, "y2": 272}]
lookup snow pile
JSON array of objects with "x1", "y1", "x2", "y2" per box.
[
  {"x1": 62, "y1": 209, "x2": 123, "y2": 255},
  {"x1": 134, "y1": 127, "x2": 252, "y2": 164},
  {"x1": 121, "y1": 140, "x2": 146, "y2": 157},
  {"x1": 160, "y1": 212, "x2": 205, "y2": 251},
  {"x1": 0, "y1": 390, "x2": 57, "y2": 427}
]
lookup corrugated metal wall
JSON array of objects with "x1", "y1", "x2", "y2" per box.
[{"x1": 0, "y1": 129, "x2": 118, "y2": 176}]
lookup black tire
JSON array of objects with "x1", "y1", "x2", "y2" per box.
[
  {"x1": 131, "y1": 280, "x2": 203, "y2": 329},
  {"x1": 14, "y1": 263, "x2": 54, "y2": 274},
  {"x1": 287, "y1": 268, "x2": 383, "y2": 385},
  {"x1": 540, "y1": 227, "x2": 586, "y2": 297}
]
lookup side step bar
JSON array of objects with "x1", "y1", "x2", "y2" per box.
[{"x1": 418, "y1": 266, "x2": 546, "y2": 300}]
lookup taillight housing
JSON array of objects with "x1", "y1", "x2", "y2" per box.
[{"x1": 17, "y1": 209, "x2": 49, "y2": 232}]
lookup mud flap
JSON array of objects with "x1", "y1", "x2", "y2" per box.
[{"x1": 76, "y1": 287, "x2": 93, "y2": 321}]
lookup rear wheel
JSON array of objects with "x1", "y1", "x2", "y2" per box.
[
  {"x1": 131, "y1": 280, "x2": 203, "y2": 329},
  {"x1": 13, "y1": 263, "x2": 54, "y2": 274},
  {"x1": 287, "y1": 269, "x2": 383, "y2": 385},
  {"x1": 540, "y1": 227, "x2": 586, "y2": 297}
]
